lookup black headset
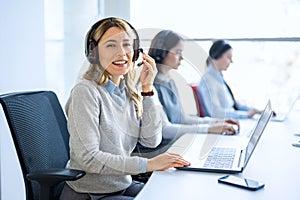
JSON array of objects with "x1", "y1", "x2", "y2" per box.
[
  {"x1": 209, "y1": 40, "x2": 232, "y2": 60},
  {"x1": 152, "y1": 30, "x2": 172, "y2": 63},
  {"x1": 85, "y1": 17, "x2": 140, "y2": 64}
]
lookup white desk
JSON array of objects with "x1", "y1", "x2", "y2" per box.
[{"x1": 135, "y1": 109, "x2": 300, "y2": 200}]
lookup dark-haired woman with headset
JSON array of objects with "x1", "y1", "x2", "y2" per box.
[
  {"x1": 143, "y1": 31, "x2": 240, "y2": 150},
  {"x1": 59, "y1": 17, "x2": 190, "y2": 200},
  {"x1": 196, "y1": 40, "x2": 262, "y2": 119}
]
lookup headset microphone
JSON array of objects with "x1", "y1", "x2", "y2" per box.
[{"x1": 137, "y1": 48, "x2": 144, "y2": 67}]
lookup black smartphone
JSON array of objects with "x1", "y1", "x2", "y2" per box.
[{"x1": 218, "y1": 175, "x2": 265, "y2": 191}]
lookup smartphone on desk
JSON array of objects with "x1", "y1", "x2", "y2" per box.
[{"x1": 218, "y1": 175, "x2": 265, "y2": 191}]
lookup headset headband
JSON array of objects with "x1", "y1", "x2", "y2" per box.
[
  {"x1": 85, "y1": 17, "x2": 140, "y2": 64},
  {"x1": 209, "y1": 40, "x2": 232, "y2": 60}
]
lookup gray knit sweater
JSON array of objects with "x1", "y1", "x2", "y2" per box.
[{"x1": 65, "y1": 79, "x2": 162, "y2": 194}]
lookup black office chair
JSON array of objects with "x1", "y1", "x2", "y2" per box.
[{"x1": 0, "y1": 90, "x2": 85, "y2": 200}]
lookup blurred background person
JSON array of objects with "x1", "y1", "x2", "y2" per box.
[{"x1": 197, "y1": 39, "x2": 262, "y2": 119}]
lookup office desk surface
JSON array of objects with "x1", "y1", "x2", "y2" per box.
[{"x1": 135, "y1": 109, "x2": 300, "y2": 200}]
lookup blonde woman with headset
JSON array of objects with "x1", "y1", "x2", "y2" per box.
[{"x1": 59, "y1": 17, "x2": 190, "y2": 200}]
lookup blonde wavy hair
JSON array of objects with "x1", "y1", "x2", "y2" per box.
[{"x1": 83, "y1": 18, "x2": 142, "y2": 119}]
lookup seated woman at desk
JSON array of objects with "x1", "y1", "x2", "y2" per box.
[
  {"x1": 196, "y1": 40, "x2": 262, "y2": 119},
  {"x1": 59, "y1": 17, "x2": 190, "y2": 200},
  {"x1": 135, "y1": 30, "x2": 240, "y2": 159}
]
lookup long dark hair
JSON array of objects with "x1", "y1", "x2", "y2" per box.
[
  {"x1": 206, "y1": 39, "x2": 232, "y2": 66},
  {"x1": 148, "y1": 30, "x2": 183, "y2": 64}
]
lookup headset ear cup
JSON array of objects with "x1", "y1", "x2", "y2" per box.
[
  {"x1": 88, "y1": 39, "x2": 99, "y2": 64},
  {"x1": 161, "y1": 50, "x2": 167, "y2": 61},
  {"x1": 132, "y1": 39, "x2": 140, "y2": 62},
  {"x1": 155, "y1": 49, "x2": 167, "y2": 63},
  {"x1": 155, "y1": 49, "x2": 162, "y2": 62},
  {"x1": 151, "y1": 30, "x2": 172, "y2": 63}
]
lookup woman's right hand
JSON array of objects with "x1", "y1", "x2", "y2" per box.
[
  {"x1": 208, "y1": 123, "x2": 238, "y2": 135},
  {"x1": 247, "y1": 108, "x2": 261, "y2": 118},
  {"x1": 139, "y1": 53, "x2": 157, "y2": 88},
  {"x1": 147, "y1": 152, "x2": 190, "y2": 172}
]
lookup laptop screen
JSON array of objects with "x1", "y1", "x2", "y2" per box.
[{"x1": 243, "y1": 100, "x2": 272, "y2": 168}]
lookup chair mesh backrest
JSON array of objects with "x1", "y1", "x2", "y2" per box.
[{"x1": 0, "y1": 91, "x2": 70, "y2": 200}]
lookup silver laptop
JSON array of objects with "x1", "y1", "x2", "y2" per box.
[
  {"x1": 173, "y1": 100, "x2": 273, "y2": 173},
  {"x1": 270, "y1": 94, "x2": 298, "y2": 122}
]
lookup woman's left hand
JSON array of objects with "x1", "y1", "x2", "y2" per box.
[{"x1": 139, "y1": 53, "x2": 157, "y2": 90}]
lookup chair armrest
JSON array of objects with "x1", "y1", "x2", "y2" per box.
[
  {"x1": 27, "y1": 168, "x2": 85, "y2": 183},
  {"x1": 27, "y1": 168, "x2": 85, "y2": 200}
]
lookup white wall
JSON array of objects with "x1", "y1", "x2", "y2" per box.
[{"x1": 0, "y1": 0, "x2": 45, "y2": 199}]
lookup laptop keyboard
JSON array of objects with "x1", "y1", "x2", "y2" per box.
[{"x1": 203, "y1": 147, "x2": 236, "y2": 169}]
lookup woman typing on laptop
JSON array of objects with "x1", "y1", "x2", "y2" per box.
[
  {"x1": 197, "y1": 40, "x2": 262, "y2": 119},
  {"x1": 133, "y1": 30, "x2": 240, "y2": 159}
]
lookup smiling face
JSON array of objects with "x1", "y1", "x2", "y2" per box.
[{"x1": 98, "y1": 27, "x2": 134, "y2": 84}]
